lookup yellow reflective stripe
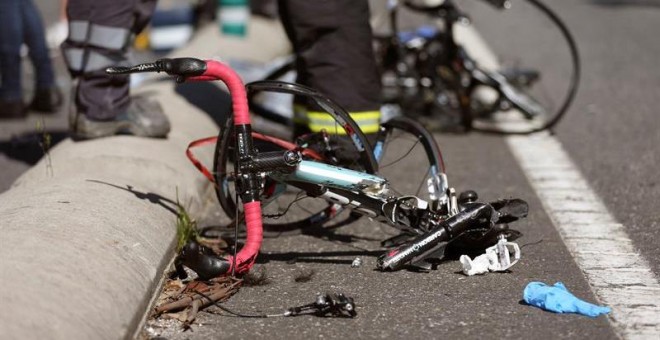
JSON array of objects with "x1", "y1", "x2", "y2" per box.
[
  {"x1": 307, "y1": 111, "x2": 381, "y2": 121},
  {"x1": 307, "y1": 110, "x2": 381, "y2": 134},
  {"x1": 308, "y1": 123, "x2": 380, "y2": 134}
]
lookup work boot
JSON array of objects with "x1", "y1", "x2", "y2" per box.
[
  {"x1": 0, "y1": 100, "x2": 27, "y2": 119},
  {"x1": 71, "y1": 96, "x2": 171, "y2": 140},
  {"x1": 29, "y1": 87, "x2": 63, "y2": 113}
]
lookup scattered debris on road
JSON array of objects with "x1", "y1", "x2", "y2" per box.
[{"x1": 459, "y1": 236, "x2": 521, "y2": 276}]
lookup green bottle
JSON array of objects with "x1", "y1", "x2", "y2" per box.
[{"x1": 218, "y1": 0, "x2": 250, "y2": 37}]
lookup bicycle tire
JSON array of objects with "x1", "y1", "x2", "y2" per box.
[
  {"x1": 469, "y1": 0, "x2": 581, "y2": 134},
  {"x1": 214, "y1": 81, "x2": 378, "y2": 231}
]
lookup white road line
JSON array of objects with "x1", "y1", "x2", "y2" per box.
[
  {"x1": 453, "y1": 23, "x2": 660, "y2": 339},
  {"x1": 507, "y1": 133, "x2": 660, "y2": 339}
]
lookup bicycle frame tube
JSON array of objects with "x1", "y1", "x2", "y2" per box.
[{"x1": 273, "y1": 160, "x2": 387, "y2": 193}]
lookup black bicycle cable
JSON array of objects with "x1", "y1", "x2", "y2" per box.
[
  {"x1": 232, "y1": 191, "x2": 239, "y2": 278},
  {"x1": 193, "y1": 290, "x2": 288, "y2": 318},
  {"x1": 379, "y1": 138, "x2": 422, "y2": 169},
  {"x1": 262, "y1": 191, "x2": 309, "y2": 219},
  {"x1": 192, "y1": 290, "x2": 357, "y2": 318}
]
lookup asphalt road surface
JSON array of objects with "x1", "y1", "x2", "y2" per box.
[{"x1": 2, "y1": 1, "x2": 658, "y2": 339}]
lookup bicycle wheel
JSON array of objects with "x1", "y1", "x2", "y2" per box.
[
  {"x1": 457, "y1": 0, "x2": 580, "y2": 134},
  {"x1": 214, "y1": 81, "x2": 378, "y2": 232}
]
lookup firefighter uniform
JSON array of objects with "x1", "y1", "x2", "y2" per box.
[
  {"x1": 61, "y1": 0, "x2": 157, "y2": 120},
  {"x1": 278, "y1": 0, "x2": 382, "y2": 136}
]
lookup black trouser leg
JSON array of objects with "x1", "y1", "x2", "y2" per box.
[{"x1": 278, "y1": 0, "x2": 382, "y2": 135}]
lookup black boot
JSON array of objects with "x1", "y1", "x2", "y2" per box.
[{"x1": 29, "y1": 87, "x2": 63, "y2": 113}]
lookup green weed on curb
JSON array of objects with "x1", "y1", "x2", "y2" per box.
[{"x1": 175, "y1": 189, "x2": 198, "y2": 252}]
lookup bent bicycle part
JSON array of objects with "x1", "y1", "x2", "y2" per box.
[
  {"x1": 215, "y1": 80, "x2": 379, "y2": 231},
  {"x1": 109, "y1": 58, "x2": 263, "y2": 275},
  {"x1": 377, "y1": 198, "x2": 528, "y2": 271},
  {"x1": 108, "y1": 57, "x2": 530, "y2": 277}
]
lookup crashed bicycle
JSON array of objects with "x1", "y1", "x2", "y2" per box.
[{"x1": 108, "y1": 57, "x2": 529, "y2": 278}]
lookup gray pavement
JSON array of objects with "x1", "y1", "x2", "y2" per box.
[
  {"x1": 463, "y1": 0, "x2": 660, "y2": 279},
  {"x1": 1, "y1": 1, "x2": 659, "y2": 339}
]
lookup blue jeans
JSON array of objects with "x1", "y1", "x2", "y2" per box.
[{"x1": 0, "y1": 0, "x2": 55, "y2": 101}]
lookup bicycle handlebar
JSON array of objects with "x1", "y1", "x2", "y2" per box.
[
  {"x1": 106, "y1": 57, "x2": 206, "y2": 77},
  {"x1": 108, "y1": 58, "x2": 261, "y2": 275}
]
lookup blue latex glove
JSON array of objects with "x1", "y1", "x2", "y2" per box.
[{"x1": 523, "y1": 281, "x2": 611, "y2": 318}]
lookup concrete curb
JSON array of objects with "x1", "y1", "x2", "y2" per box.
[{"x1": 0, "y1": 18, "x2": 289, "y2": 340}]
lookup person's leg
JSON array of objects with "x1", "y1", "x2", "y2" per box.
[
  {"x1": 21, "y1": 0, "x2": 62, "y2": 112},
  {"x1": 62, "y1": 0, "x2": 168, "y2": 138},
  {"x1": 0, "y1": 0, "x2": 27, "y2": 117},
  {"x1": 22, "y1": 0, "x2": 55, "y2": 89},
  {"x1": 0, "y1": 0, "x2": 23, "y2": 101},
  {"x1": 63, "y1": 0, "x2": 135, "y2": 120},
  {"x1": 278, "y1": 0, "x2": 382, "y2": 138}
]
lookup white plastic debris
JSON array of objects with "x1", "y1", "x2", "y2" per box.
[
  {"x1": 351, "y1": 257, "x2": 362, "y2": 268},
  {"x1": 459, "y1": 236, "x2": 521, "y2": 276}
]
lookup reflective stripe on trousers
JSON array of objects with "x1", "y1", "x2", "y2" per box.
[
  {"x1": 62, "y1": 21, "x2": 131, "y2": 73},
  {"x1": 305, "y1": 110, "x2": 381, "y2": 134}
]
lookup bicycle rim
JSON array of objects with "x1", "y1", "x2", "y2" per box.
[
  {"x1": 466, "y1": 0, "x2": 581, "y2": 134},
  {"x1": 376, "y1": 116, "x2": 448, "y2": 216}
]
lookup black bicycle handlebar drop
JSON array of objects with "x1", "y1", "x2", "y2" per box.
[
  {"x1": 175, "y1": 241, "x2": 231, "y2": 281},
  {"x1": 106, "y1": 57, "x2": 207, "y2": 80}
]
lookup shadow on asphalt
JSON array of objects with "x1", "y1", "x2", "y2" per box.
[
  {"x1": 0, "y1": 130, "x2": 69, "y2": 165},
  {"x1": 86, "y1": 179, "x2": 179, "y2": 216},
  {"x1": 258, "y1": 249, "x2": 385, "y2": 265},
  {"x1": 199, "y1": 222, "x2": 383, "y2": 250},
  {"x1": 175, "y1": 81, "x2": 233, "y2": 126}
]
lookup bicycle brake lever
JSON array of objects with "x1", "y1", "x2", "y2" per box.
[{"x1": 105, "y1": 62, "x2": 161, "y2": 75}]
